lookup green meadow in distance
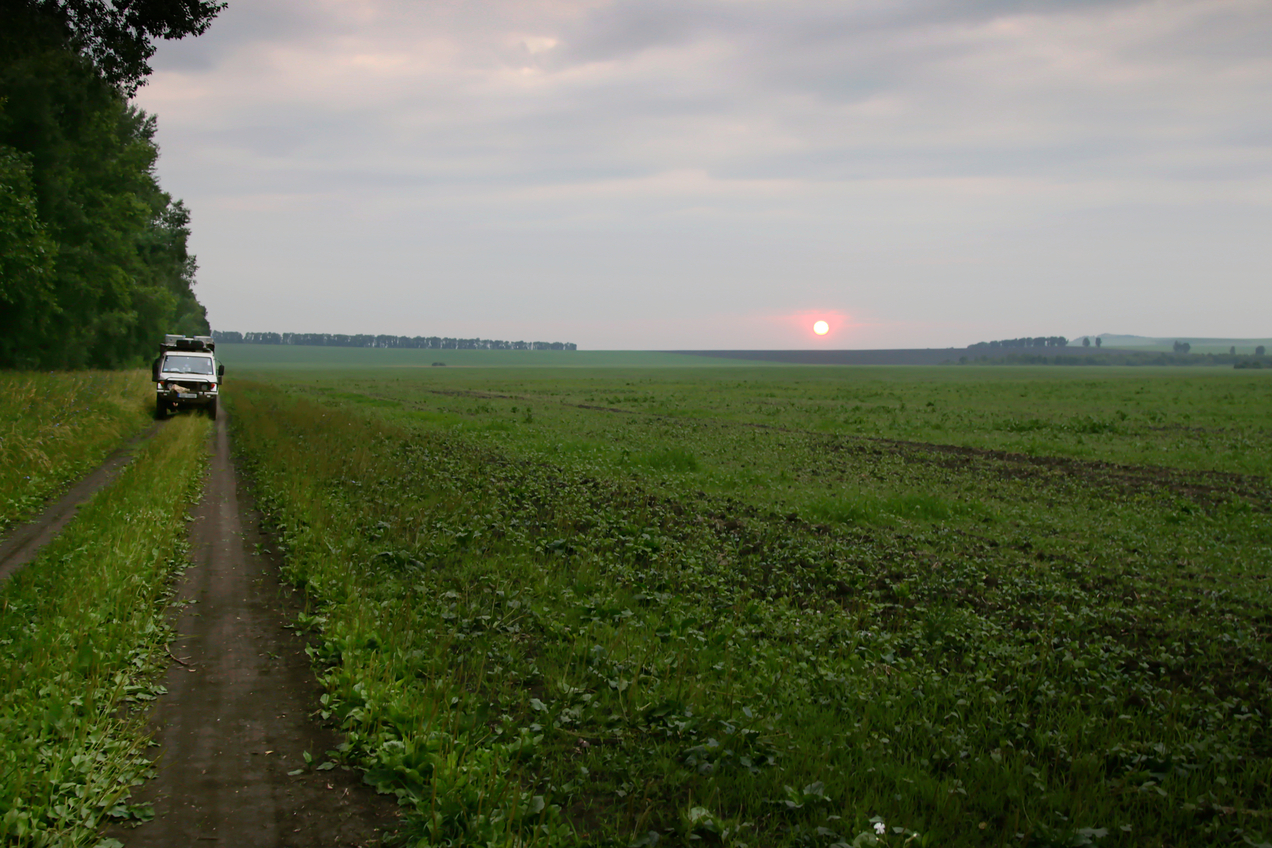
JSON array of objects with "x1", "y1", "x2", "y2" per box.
[{"x1": 215, "y1": 344, "x2": 773, "y2": 370}]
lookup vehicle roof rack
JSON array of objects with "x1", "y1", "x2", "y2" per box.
[{"x1": 161, "y1": 335, "x2": 216, "y2": 353}]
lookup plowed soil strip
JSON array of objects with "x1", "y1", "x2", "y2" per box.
[
  {"x1": 103, "y1": 412, "x2": 397, "y2": 847},
  {"x1": 0, "y1": 422, "x2": 162, "y2": 584}
]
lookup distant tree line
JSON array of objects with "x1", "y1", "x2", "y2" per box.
[
  {"x1": 0, "y1": 0, "x2": 223, "y2": 369},
  {"x1": 960, "y1": 350, "x2": 1261, "y2": 367},
  {"x1": 968, "y1": 337, "x2": 1069, "y2": 350},
  {"x1": 212, "y1": 331, "x2": 578, "y2": 351}
]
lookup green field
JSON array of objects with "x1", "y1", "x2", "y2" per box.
[
  {"x1": 216, "y1": 345, "x2": 753, "y2": 370},
  {"x1": 227, "y1": 363, "x2": 1271, "y2": 847}
]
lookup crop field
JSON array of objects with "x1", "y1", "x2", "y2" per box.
[
  {"x1": 214, "y1": 344, "x2": 733, "y2": 370},
  {"x1": 225, "y1": 363, "x2": 1272, "y2": 848}
]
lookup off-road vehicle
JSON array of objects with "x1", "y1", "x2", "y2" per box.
[{"x1": 152, "y1": 335, "x2": 225, "y2": 420}]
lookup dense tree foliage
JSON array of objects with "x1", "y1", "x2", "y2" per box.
[
  {"x1": 0, "y1": 0, "x2": 216, "y2": 369},
  {"x1": 7, "y1": 0, "x2": 225, "y2": 95},
  {"x1": 213, "y1": 331, "x2": 578, "y2": 351}
]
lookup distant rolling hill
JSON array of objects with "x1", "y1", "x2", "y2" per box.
[{"x1": 1074, "y1": 335, "x2": 1271, "y2": 353}]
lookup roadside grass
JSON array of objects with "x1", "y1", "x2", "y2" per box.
[
  {"x1": 0, "y1": 371, "x2": 153, "y2": 533},
  {"x1": 229, "y1": 377, "x2": 1272, "y2": 848},
  {"x1": 0, "y1": 413, "x2": 209, "y2": 847}
]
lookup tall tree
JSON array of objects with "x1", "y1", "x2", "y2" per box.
[
  {"x1": 0, "y1": 146, "x2": 57, "y2": 367},
  {"x1": 0, "y1": 0, "x2": 216, "y2": 368},
  {"x1": 4, "y1": 0, "x2": 225, "y2": 95}
]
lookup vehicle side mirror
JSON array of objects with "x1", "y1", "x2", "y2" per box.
[
  {"x1": 217, "y1": 364, "x2": 225, "y2": 379},
  {"x1": 151, "y1": 359, "x2": 160, "y2": 382}
]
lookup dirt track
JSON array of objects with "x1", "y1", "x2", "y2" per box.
[
  {"x1": 0, "y1": 423, "x2": 161, "y2": 584},
  {"x1": 102, "y1": 412, "x2": 397, "y2": 847}
]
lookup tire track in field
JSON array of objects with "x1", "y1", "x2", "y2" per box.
[
  {"x1": 102, "y1": 410, "x2": 397, "y2": 848},
  {"x1": 0, "y1": 421, "x2": 163, "y2": 584}
]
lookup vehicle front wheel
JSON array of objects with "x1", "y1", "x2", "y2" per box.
[
  {"x1": 208, "y1": 398, "x2": 217, "y2": 421},
  {"x1": 154, "y1": 398, "x2": 166, "y2": 420}
]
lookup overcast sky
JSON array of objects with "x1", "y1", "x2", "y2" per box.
[{"x1": 134, "y1": 0, "x2": 1272, "y2": 349}]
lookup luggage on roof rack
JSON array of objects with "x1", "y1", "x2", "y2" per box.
[{"x1": 161, "y1": 335, "x2": 215, "y2": 353}]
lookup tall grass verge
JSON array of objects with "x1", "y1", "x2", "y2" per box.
[
  {"x1": 0, "y1": 413, "x2": 209, "y2": 847},
  {"x1": 0, "y1": 371, "x2": 153, "y2": 533}
]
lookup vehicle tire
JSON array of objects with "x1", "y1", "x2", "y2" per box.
[
  {"x1": 208, "y1": 398, "x2": 217, "y2": 421},
  {"x1": 155, "y1": 398, "x2": 166, "y2": 420}
]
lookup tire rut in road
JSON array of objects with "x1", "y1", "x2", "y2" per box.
[{"x1": 102, "y1": 411, "x2": 398, "y2": 847}]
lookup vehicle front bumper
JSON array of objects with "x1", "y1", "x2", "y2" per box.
[{"x1": 156, "y1": 381, "x2": 218, "y2": 410}]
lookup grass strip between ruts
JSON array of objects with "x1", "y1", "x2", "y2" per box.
[{"x1": 0, "y1": 413, "x2": 210, "y2": 848}]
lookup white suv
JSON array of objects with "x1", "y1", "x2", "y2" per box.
[{"x1": 152, "y1": 335, "x2": 225, "y2": 420}]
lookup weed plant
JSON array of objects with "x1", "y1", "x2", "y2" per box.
[
  {"x1": 228, "y1": 373, "x2": 1272, "y2": 848},
  {"x1": 0, "y1": 414, "x2": 209, "y2": 847},
  {"x1": 0, "y1": 371, "x2": 153, "y2": 533}
]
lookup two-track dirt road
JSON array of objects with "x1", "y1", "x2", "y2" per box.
[
  {"x1": 0, "y1": 423, "x2": 161, "y2": 584},
  {"x1": 102, "y1": 412, "x2": 398, "y2": 847}
]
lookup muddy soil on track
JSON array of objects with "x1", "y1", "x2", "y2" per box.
[{"x1": 103, "y1": 413, "x2": 398, "y2": 847}]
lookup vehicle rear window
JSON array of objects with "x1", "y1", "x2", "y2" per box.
[{"x1": 162, "y1": 355, "x2": 214, "y2": 375}]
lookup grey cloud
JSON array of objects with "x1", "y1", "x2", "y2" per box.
[
  {"x1": 1135, "y1": 4, "x2": 1272, "y2": 64},
  {"x1": 555, "y1": 0, "x2": 719, "y2": 64},
  {"x1": 149, "y1": 0, "x2": 330, "y2": 72},
  {"x1": 550, "y1": 0, "x2": 1151, "y2": 68},
  {"x1": 136, "y1": 0, "x2": 1272, "y2": 347}
]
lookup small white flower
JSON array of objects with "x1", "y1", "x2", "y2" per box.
[{"x1": 874, "y1": 821, "x2": 887, "y2": 835}]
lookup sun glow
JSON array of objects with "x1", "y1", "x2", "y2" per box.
[{"x1": 813, "y1": 321, "x2": 829, "y2": 335}]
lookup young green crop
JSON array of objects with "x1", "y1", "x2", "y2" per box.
[
  {"x1": 229, "y1": 370, "x2": 1272, "y2": 848},
  {"x1": 0, "y1": 413, "x2": 209, "y2": 847}
]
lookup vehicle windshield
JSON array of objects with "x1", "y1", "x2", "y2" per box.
[{"x1": 162, "y1": 355, "x2": 214, "y2": 375}]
